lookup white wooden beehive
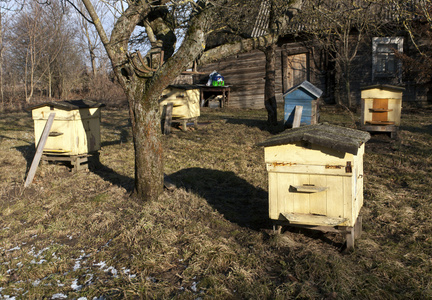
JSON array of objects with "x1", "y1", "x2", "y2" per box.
[
  {"x1": 31, "y1": 100, "x2": 105, "y2": 156},
  {"x1": 361, "y1": 84, "x2": 404, "y2": 127},
  {"x1": 159, "y1": 85, "x2": 200, "y2": 119},
  {"x1": 259, "y1": 124, "x2": 370, "y2": 228}
]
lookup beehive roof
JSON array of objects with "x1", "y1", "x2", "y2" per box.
[
  {"x1": 283, "y1": 80, "x2": 323, "y2": 99},
  {"x1": 258, "y1": 123, "x2": 370, "y2": 155},
  {"x1": 360, "y1": 84, "x2": 405, "y2": 92},
  {"x1": 29, "y1": 100, "x2": 105, "y2": 111}
]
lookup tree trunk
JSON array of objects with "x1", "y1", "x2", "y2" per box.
[
  {"x1": 334, "y1": 62, "x2": 342, "y2": 106},
  {"x1": 119, "y1": 75, "x2": 168, "y2": 201},
  {"x1": 129, "y1": 86, "x2": 164, "y2": 201},
  {"x1": 345, "y1": 64, "x2": 352, "y2": 108},
  {"x1": 264, "y1": 44, "x2": 278, "y2": 126},
  {"x1": 0, "y1": 12, "x2": 3, "y2": 105},
  {"x1": 48, "y1": 70, "x2": 52, "y2": 99}
]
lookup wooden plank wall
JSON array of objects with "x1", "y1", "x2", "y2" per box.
[{"x1": 196, "y1": 48, "x2": 284, "y2": 109}]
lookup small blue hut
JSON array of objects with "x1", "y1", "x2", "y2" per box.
[{"x1": 283, "y1": 81, "x2": 323, "y2": 127}]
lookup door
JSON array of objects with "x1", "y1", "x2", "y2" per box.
[{"x1": 282, "y1": 52, "x2": 309, "y2": 93}]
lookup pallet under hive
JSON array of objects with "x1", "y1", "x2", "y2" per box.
[{"x1": 41, "y1": 152, "x2": 100, "y2": 172}]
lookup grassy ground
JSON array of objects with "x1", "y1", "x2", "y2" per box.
[{"x1": 0, "y1": 104, "x2": 431, "y2": 299}]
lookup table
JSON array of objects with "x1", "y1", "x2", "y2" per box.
[{"x1": 198, "y1": 85, "x2": 231, "y2": 108}]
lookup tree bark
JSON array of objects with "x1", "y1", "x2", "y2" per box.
[{"x1": 264, "y1": 44, "x2": 278, "y2": 126}]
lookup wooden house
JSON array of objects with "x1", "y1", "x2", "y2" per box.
[
  {"x1": 258, "y1": 123, "x2": 370, "y2": 248},
  {"x1": 360, "y1": 84, "x2": 404, "y2": 138},
  {"x1": 283, "y1": 80, "x2": 322, "y2": 127},
  {"x1": 31, "y1": 100, "x2": 105, "y2": 171},
  {"x1": 195, "y1": 1, "x2": 431, "y2": 110},
  {"x1": 196, "y1": 43, "x2": 312, "y2": 109}
]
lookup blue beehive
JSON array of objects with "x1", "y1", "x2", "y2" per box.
[{"x1": 283, "y1": 81, "x2": 323, "y2": 127}]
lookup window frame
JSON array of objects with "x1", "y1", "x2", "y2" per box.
[{"x1": 372, "y1": 37, "x2": 403, "y2": 82}]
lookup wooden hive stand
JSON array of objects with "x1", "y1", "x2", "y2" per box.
[
  {"x1": 273, "y1": 215, "x2": 363, "y2": 250},
  {"x1": 41, "y1": 152, "x2": 100, "y2": 173}
]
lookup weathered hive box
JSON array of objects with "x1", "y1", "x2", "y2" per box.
[
  {"x1": 159, "y1": 85, "x2": 200, "y2": 119},
  {"x1": 361, "y1": 84, "x2": 404, "y2": 129},
  {"x1": 259, "y1": 124, "x2": 370, "y2": 228},
  {"x1": 31, "y1": 100, "x2": 105, "y2": 156},
  {"x1": 283, "y1": 81, "x2": 322, "y2": 127}
]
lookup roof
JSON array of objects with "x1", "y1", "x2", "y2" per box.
[
  {"x1": 283, "y1": 80, "x2": 323, "y2": 98},
  {"x1": 360, "y1": 84, "x2": 405, "y2": 92},
  {"x1": 257, "y1": 123, "x2": 370, "y2": 155},
  {"x1": 29, "y1": 100, "x2": 106, "y2": 111}
]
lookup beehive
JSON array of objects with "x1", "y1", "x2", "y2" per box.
[
  {"x1": 361, "y1": 84, "x2": 404, "y2": 136},
  {"x1": 159, "y1": 85, "x2": 200, "y2": 119},
  {"x1": 259, "y1": 124, "x2": 370, "y2": 229},
  {"x1": 31, "y1": 100, "x2": 105, "y2": 156},
  {"x1": 283, "y1": 81, "x2": 322, "y2": 127}
]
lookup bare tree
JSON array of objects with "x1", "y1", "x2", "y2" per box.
[
  {"x1": 11, "y1": 2, "x2": 63, "y2": 102},
  {"x1": 385, "y1": 0, "x2": 432, "y2": 86},
  {"x1": 77, "y1": 0, "x2": 108, "y2": 78},
  {"x1": 0, "y1": 6, "x2": 7, "y2": 105},
  {"x1": 7, "y1": 1, "x2": 85, "y2": 102},
  {"x1": 297, "y1": 0, "x2": 385, "y2": 108},
  {"x1": 64, "y1": 0, "x2": 302, "y2": 201},
  {"x1": 0, "y1": 1, "x2": 25, "y2": 105}
]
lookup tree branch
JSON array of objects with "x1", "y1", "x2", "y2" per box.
[{"x1": 198, "y1": 33, "x2": 278, "y2": 66}]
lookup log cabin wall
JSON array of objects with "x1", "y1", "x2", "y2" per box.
[
  {"x1": 196, "y1": 43, "x2": 320, "y2": 109},
  {"x1": 196, "y1": 37, "x2": 431, "y2": 109},
  {"x1": 196, "y1": 48, "x2": 284, "y2": 109}
]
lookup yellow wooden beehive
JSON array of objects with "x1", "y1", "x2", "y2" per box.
[
  {"x1": 159, "y1": 85, "x2": 200, "y2": 119},
  {"x1": 361, "y1": 84, "x2": 404, "y2": 128},
  {"x1": 31, "y1": 100, "x2": 105, "y2": 156},
  {"x1": 259, "y1": 124, "x2": 370, "y2": 228}
]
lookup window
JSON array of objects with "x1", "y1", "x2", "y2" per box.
[{"x1": 372, "y1": 37, "x2": 403, "y2": 81}]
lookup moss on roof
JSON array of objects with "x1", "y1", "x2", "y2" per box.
[{"x1": 257, "y1": 123, "x2": 370, "y2": 155}]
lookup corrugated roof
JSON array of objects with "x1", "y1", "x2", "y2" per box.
[
  {"x1": 257, "y1": 123, "x2": 370, "y2": 155},
  {"x1": 251, "y1": 1, "x2": 271, "y2": 38}
]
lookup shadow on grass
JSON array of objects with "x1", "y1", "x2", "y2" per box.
[
  {"x1": 14, "y1": 143, "x2": 36, "y2": 174},
  {"x1": 100, "y1": 123, "x2": 131, "y2": 147},
  {"x1": 90, "y1": 162, "x2": 134, "y2": 192},
  {"x1": 15, "y1": 143, "x2": 134, "y2": 192},
  {"x1": 169, "y1": 167, "x2": 271, "y2": 231},
  {"x1": 224, "y1": 118, "x2": 285, "y2": 134},
  {"x1": 401, "y1": 124, "x2": 432, "y2": 136}
]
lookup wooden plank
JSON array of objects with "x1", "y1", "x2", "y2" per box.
[
  {"x1": 309, "y1": 175, "x2": 328, "y2": 216},
  {"x1": 343, "y1": 176, "x2": 354, "y2": 226},
  {"x1": 292, "y1": 174, "x2": 310, "y2": 214},
  {"x1": 24, "y1": 113, "x2": 56, "y2": 188},
  {"x1": 326, "y1": 176, "x2": 344, "y2": 219},
  {"x1": 279, "y1": 173, "x2": 292, "y2": 215},
  {"x1": 282, "y1": 213, "x2": 349, "y2": 226},
  {"x1": 268, "y1": 172, "x2": 280, "y2": 220},
  {"x1": 365, "y1": 120, "x2": 395, "y2": 125},
  {"x1": 291, "y1": 184, "x2": 327, "y2": 193},
  {"x1": 292, "y1": 105, "x2": 303, "y2": 128},
  {"x1": 346, "y1": 227, "x2": 355, "y2": 250}
]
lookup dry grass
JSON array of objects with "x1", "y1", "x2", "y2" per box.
[{"x1": 1, "y1": 104, "x2": 432, "y2": 299}]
